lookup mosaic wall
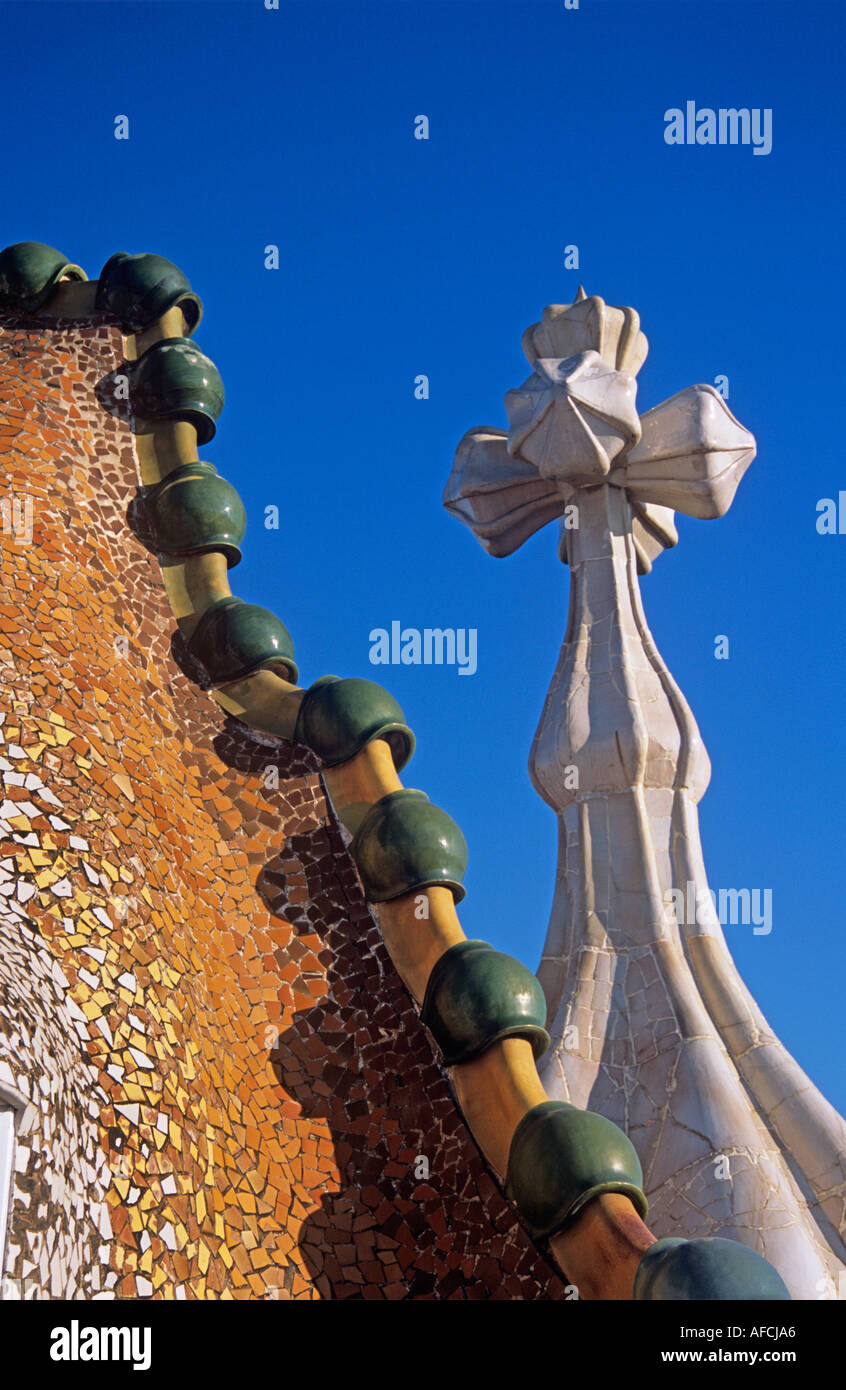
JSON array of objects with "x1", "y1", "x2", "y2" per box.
[{"x1": 0, "y1": 311, "x2": 565, "y2": 1299}]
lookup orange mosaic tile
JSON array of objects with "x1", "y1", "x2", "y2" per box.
[{"x1": 0, "y1": 307, "x2": 565, "y2": 1300}]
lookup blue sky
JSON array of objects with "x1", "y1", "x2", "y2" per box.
[{"x1": 3, "y1": 0, "x2": 845, "y2": 1111}]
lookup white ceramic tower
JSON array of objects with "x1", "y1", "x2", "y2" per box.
[{"x1": 444, "y1": 290, "x2": 846, "y2": 1298}]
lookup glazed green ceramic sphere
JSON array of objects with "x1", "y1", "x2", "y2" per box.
[
  {"x1": 131, "y1": 337, "x2": 224, "y2": 445},
  {"x1": 351, "y1": 789, "x2": 468, "y2": 903},
  {"x1": 633, "y1": 1237, "x2": 791, "y2": 1301},
  {"x1": 506, "y1": 1100, "x2": 647, "y2": 1240},
  {"x1": 421, "y1": 939, "x2": 550, "y2": 1064},
  {"x1": 187, "y1": 597, "x2": 298, "y2": 685},
  {"x1": 295, "y1": 675, "x2": 414, "y2": 772},
  {"x1": 96, "y1": 252, "x2": 203, "y2": 336},
  {"x1": 147, "y1": 463, "x2": 246, "y2": 567},
  {"x1": 0, "y1": 242, "x2": 86, "y2": 312}
]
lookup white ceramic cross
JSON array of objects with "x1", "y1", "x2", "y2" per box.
[{"x1": 444, "y1": 290, "x2": 846, "y2": 1297}]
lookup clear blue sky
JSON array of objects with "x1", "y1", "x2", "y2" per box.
[{"x1": 4, "y1": 0, "x2": 845, "y2": 1112}]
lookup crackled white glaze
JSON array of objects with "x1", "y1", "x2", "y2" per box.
[{"x1": 444, "y1": 292, "x2": 846, "y2": 1297}]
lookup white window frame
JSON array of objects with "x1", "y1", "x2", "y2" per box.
[
  {"x1": 0, "y1": 1083, "x2": 24, "y2": 1300},
  {"x1": 0, "y1": 1106, "x2": 13, "y2": 1252}
]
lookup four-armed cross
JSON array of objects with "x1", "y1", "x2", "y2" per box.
[{"x1": 444, "y1": 290, "x2": 846, "y2": 1298}]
